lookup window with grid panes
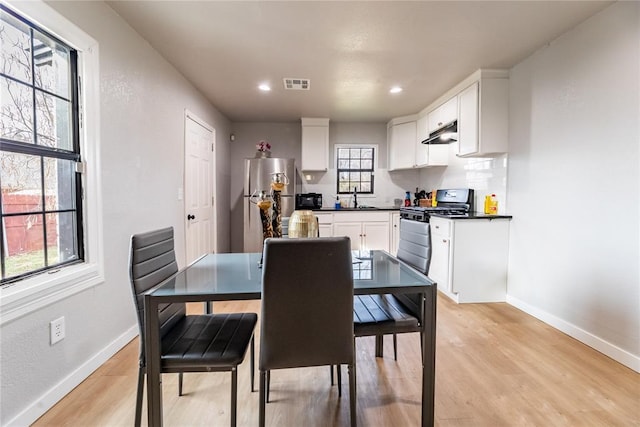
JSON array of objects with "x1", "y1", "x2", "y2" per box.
[
  {"x1": 0, "y1": 5, "x2": 83, "y2": 284},
  {"x1": 336, "y1": 146, "x2": 374, "y2": 195}
]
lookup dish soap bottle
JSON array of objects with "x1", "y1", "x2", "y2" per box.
[
  {"x1": 335, "y1": 196, "x2": 341, "y2": 210},
  {"x1": 431, "y1": 189, "x2": 438, "y2": 207},
  {"x1": 404, "y1": 191, "x2": 411, "y2": 207}
]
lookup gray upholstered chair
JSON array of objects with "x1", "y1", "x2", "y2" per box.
[
  {"x1": 129, "y1": 227, "x2": 257, "y2": 427},
  {"x1": 353, "y1": 218, "x2": 430, "y2": 360},
  {"x1": 259, "y1": 237, "x2": 356, "y2": 427}
]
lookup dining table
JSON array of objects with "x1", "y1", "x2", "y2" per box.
[{"x1": 144, "y1": 249, "x2": 437, "y2": 427}]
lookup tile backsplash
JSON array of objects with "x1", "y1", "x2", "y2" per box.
[
  {"x1": 301, "y1": 168, "x2": 420, "y2": 208},
  {"x1": 419, "y1": 142, "x2": 508, "y2": 213}
]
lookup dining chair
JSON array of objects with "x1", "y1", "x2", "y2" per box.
[
  {"x1": 353, "y1": 218, "x2": 429, "y2": 360},
  {"x1": 259, "y1": 237, "x2": 356, "y2": 427},
  {"x1": 129, "y1": 226, "x2": 257, "y2": 427}
]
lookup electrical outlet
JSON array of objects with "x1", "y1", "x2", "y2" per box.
[{"x1": 50, "y1": 316, "x2": 65, "y2": 345}]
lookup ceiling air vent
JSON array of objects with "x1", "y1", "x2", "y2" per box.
[{"x1": 283, "y1": 78, "x2": 310, "y2": 90}]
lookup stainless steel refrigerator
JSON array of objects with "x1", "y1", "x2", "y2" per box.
[{"x1": 243, "y1": 157, "x2": 296, "y2": 252}]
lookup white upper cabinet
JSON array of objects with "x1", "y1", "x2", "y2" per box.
[
  {"x1": 301, "y1": 117, "x2": 329, "y2": 171},
  {"x1": 415, "y1": 115, "x2": 429, "y2": 166},
  {"x1": 387, "y1": 116, "x2": 417, "y2": 170},
  {"x1": 427, "y1": 96, "x2": 458, "y2": 133},
  {"x1": 457, "y1": 77, "x2": 509, "y2": 157},
  {"x1": 415, "y1": 114, "x2": 448, "y2": 167}
]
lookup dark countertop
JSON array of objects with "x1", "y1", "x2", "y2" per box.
[
  {"x1": 313, "y1": 206, "x2": 400, "y2": 212},
  {"x1": 430, "y1": 213, "x2": 513, "y2": 220}
]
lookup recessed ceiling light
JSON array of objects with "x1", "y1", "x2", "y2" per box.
[
  {"x1": 259, "y1": 83, "x2": 271, "y2": 92},
  {"x1": 390, "y1": 86, "x2": 403, "y2": 94}
]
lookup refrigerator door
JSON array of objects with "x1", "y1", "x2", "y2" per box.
[
  {"x1": 244, "y1": 158, "x2": 295, "y2": 196},
  {"x1": 243, "y1": 157, "x2": 296, "y2": 252}
]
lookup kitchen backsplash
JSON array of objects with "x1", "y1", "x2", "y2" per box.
[
  {"x1": 419, "y1": 142, "x2": 508, "y2": 213},
  {"x1": 301, "y1": 168, "x2": 420, "y2": 208}
]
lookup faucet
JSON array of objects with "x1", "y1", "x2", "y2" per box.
[{"x1": 353, "y1": 187, "x2": 358, "y2": 208}]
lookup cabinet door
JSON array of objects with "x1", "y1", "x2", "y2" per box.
[
  {"x1": 389, "y1": 121, "x2": 416, "y2": 170},
  {"x1": 301, "y1": 125, "x2": 329, "y2": 171},
  {"x1": 389, "y1": 213, "x2": 400, "y2": 256},
  {"x1": 315, "y1": 213, "x2": 333, "y2": 237},
  {"x1": 457, "y1": 82, "x2": 479, "y2": 157},
  {"x1": 318, "y1": 224, "x2": 333, "y2": 237},
  {"x1": 428, "y1": 97, "x2": 458, "y2": 133},
  {"x1": 362, "y1": 221, "x2": 390, "y2": 252},
  {"x1": 429, "y1": 230, "x2": 451, "y2": 295},
  {"x1": 415, "y1": 116, "x2": 429, "y2": 166},
  {"x1": 333, "y1": 222, "x2": 363, "y2": 250}
]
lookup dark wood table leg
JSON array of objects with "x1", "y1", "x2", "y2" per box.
[
  {"x1": 422, "y1": 287, "x2": 437, "y2": 427},
  {"x1": 145, "y1": 294, "x2": 163, "y2": 427}
]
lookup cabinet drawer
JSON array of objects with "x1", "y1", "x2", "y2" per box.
[
  {"x1": 333, "y1": 211, "x2": 390, "y2": 222},
  {"x1": 314, "y1": 213, "x2": 333, "y2": 224},
  {"x1": 430, "y1": 217, "x2": 451, "y2": 237}
]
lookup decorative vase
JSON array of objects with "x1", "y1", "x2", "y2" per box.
[
  {"x1": 255, "y1": 150, "x2": 271, "y2": 158},
  {"x1": 288, "y1": 210, "x2": 319, "y2": 238}
]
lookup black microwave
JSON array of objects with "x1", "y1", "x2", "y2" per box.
[{"x1": 295, "y1": 193, "x2": 322, "y2": 210}]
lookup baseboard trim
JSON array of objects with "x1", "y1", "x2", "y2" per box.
[
  {"x1": 6, "y1": 325, "x2": 138, "y2": 427},
  {"x1": 506, "y1": 295, "x2": 639, "y2": 373}
]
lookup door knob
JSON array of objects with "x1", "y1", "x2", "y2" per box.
[{"x1": 187, "y1": 214, "x2": 195, "y2": 220}]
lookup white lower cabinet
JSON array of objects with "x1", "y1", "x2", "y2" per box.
[
  {"x1": 390, "y1": 212, "x2": 400, "y2": 256},
  {"x1": 315, "y1": 212, "x2": 333, "y2": 237},
  {"x1": 332, "y1": 211, "x2": 390, "y2": 252},
  {"x1": 429, "y1": 216, "x2": 510, "y2": 303}
]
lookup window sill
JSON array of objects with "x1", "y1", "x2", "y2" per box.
[{"x1": 0, "y1": 262, "x2": 104, "y2": 325}]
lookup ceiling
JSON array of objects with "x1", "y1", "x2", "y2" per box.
[{"x1": 106, "y1": 1, "x2": 612, "y2": 123}]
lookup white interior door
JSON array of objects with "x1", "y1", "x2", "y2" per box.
[{"x1": 184, "y1": 111, "x2": 216, "y2": 264}]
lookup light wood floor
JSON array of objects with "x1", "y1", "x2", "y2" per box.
[{"x1": 34, "y1": 295, "x2": 639, "y2": 426}]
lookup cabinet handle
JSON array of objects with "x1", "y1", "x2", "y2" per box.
[
  {"x1": 442, "y1": 239, "x2": 447, "y2": 243},
  {"x1": 435, "y1": 225, "x2": 440, "y2": 229},
  {"x1": 438, "y1": 121, "x2": 443, "y2": 126}
]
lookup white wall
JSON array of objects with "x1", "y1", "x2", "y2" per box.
[
  {"x1": 0, "y1": 2, "x2": 232, "y2": 424},
  {"x1": 506, "y1": 1, "x2": 639, "y2": 369}
]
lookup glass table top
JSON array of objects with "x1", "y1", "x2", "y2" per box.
[{"x1": 149, "y1": 250, "x2": 435, "y2": 299}]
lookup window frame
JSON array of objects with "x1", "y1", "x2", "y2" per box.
[
  {"x1": 0, "y1": 0, "x2": 103, "y2": 325},
  {"x1": 1, "y1": 4, "x2": 84, "y2": 283},
  {"x1": 335, "y1": 144, "x2": 377, "y2": 195}
]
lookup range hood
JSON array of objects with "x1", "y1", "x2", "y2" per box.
[{"x1": 421, "y1": 120, "x2": 457, "y2": 145}]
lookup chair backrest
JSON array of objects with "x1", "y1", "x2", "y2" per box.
[
  {"x1": 129, "y1": 227, "x2": 184, "y2": 363},
  {"x1": 394, "y1": 219, "x2": 431, "y2": 322},
  {"x1": 260, "y1": 237, "x2": 354, "y2": 371},
  {"x1": 397, "y1": 218, "x2": 431, "y2": 274}
]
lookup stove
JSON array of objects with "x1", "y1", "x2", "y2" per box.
[{"x1": 400, "y1": 188, "x2": 474, "y2": 222}]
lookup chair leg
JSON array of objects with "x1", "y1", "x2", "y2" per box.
[
  {"x1": 393, "y1": 334, "x2": 398, "y2": 361},
  {"x1": 348, "y1": 362, "x2": 357, "y2": 427},
  {"x1": 337, "y1": 364, "x2": 342, "y2": 397},
  {"x1": 266, "y1": 370, "x2": 271, "y2": 403},
  {"x1": 330, "y1": 364, "x2": 335, "y2": 385},
  {"x1": 134, "y1": 366, "x2": 144, "y2": 427},
  {"x1": 178, "y1": 372, "x2": 184, "y2": 396},
  {"x1": 250, "y1": 336, "x2": 255, "y2": 392},
  {"x1": 230, "y1": 367, "x2": 238, "y2": 427},
  {"x1": 259, "y1": 370, "x2": 267, "y2": 427},
  {"x1": 375, "y1": 335, "x2": 384, "y2": 358}
]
